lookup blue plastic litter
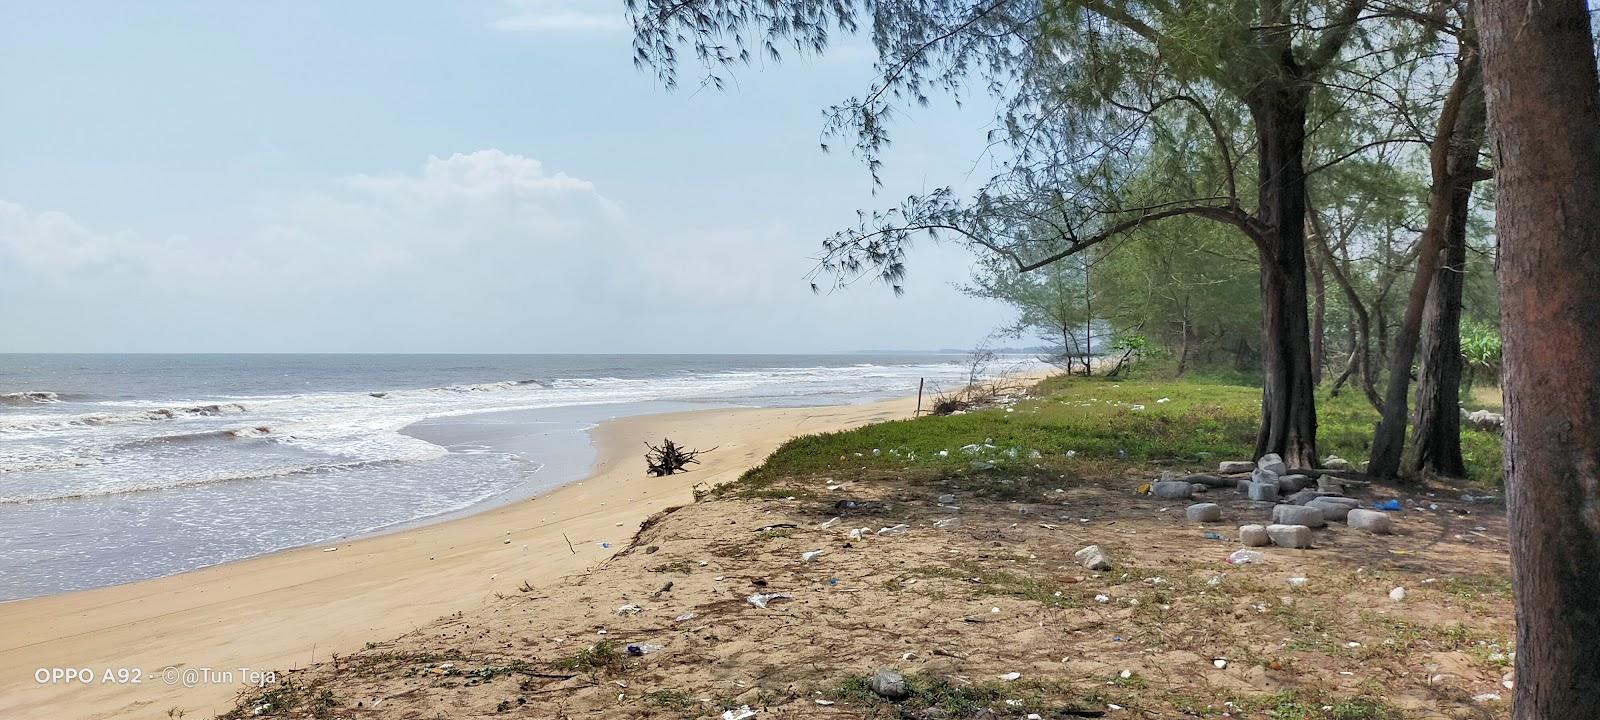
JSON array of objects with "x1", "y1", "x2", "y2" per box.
[
  {"x1": 1377, "y1": 499, "x2": 1402, "y2": 511},
  {"x1": 1203, "y1": 532, "x2": 1223, "y2": 540}
]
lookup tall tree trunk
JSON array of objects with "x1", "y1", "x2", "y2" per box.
[
  {"x1": 1479, "y1": 0, "x2": 1600, "y2": 716},
  {"x1": 1308, "y1": 247, "x2": 1326, "y2": 385},
  {"x1": 1249, "y1": 83, "x2": 1319, "y2": 467},
  {"x1": 1368, "y1": 38, "x2": 1484, "y2": 479},
  {"x1": 1404, "y1": 219, "x2": 1470, "y2": 477}
]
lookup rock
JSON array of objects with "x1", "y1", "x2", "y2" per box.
[
  {"x1": 1272, "y1": 504, "x2": 1326, "y2": 528},
  {"x1": 1074, "y1": 544, "x2": 1113, "y2": 571},
  {"x1": 1276, "y1": 474, "x2": 1313, "y2": 493},
  {"x1": 1239, "y1": 524, "x2": 1270, "y2": 547},
  {"x1": 1247, "y1": 482, "x2": 1279, "y2": 502},
  {"x1": 1151, "y1": 481, "x2": 1194, "y2": 499},
  {"x1": 1317, "y1": 475, "x2": 1346, "y2": 493},
  {"x1": 1285, "y1": 489, "x2": 1323, "y2": 505},
  {"x1": 1191, "y1": 483, "x2": 1208, "y2": 494},
  {"x1": 1251, "y1": 468, "x2": 1280, "y2": 487},
  {"x1": 1186, "y1": 503, "x2": 1222, "y2": 522},
  {"x1": 871, "y1": 668, "x2": 908, "y2": 700},
  {"x1": 1308, "y1": 497, "x2": 1359, "y2": 521},
  {"x1": 1235, "y1": 477, "x2": 1253, "y2": 492},
  {"x1": 1218, "y1": 460, "x2": 1255, "y2": 474},
  {"x1": 1321, "y1": 455, "x2": 1353, "y2": 471},
  {"x1": 1257, "y1": 453, "x2": 1289, "y2": 476},
  {"x1": 1348, "y1": 509, "x2": 1394, "y2": 534},
  {"x1": 1266, "y1": 523, "x2": 1313, "y2": 548},
  {"x1": 1183, "y1": 473, "x2": 1232, "y2": 488},
  {"x1": 1461, "y1": 408, "x2": 1504, "y2": 433}
]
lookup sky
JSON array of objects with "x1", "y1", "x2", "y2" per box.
[{"x1": 0, "y1": 1, "x2": 1017, "y2": 353}]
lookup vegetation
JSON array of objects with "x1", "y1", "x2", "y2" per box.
[{"x1": 738, "y1": 373, "x2": 1503, "y2": 490}]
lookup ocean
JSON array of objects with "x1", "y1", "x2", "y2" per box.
[{"x1": 0, "y1": 354, "x2": 1009, "y2": 601}]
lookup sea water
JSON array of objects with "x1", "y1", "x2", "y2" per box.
[{"x1": 0, "y1": 354, "x2": 1013, "y2": 600}]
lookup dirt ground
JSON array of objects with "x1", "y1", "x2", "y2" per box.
[{"x1": 227, "y1": 466, "x2": 1513, "y2": 719}]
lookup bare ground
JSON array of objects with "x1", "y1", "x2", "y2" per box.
[{"x1": 224, "y1": 467, "x2": 1512, "y2": 720}]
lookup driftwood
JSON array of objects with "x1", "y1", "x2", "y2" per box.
[{"x1": 645, "y1": 438, "x2": 715, "y2": 476}]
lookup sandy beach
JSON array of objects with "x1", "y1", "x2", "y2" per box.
[{"x1": 0, "y1": 396, "x2": 917, "y2": 720}]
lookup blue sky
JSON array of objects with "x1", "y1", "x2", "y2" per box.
[{"x1": 0, "y1": 1, "x2": 1015, "y2": 352}]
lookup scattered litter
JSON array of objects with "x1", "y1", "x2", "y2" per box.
[
  {"x1": 721, "y1": 706, "x2": 757, "y2": 720},
  {"x1": 938, "y1": 493, "x2": 956, "y2": 504},
  {"x1": 1287, "y1": 577, "x2": 1309, "y2": 587},
  {"x1": 815, "y1": 699, "x2": 835, "y2": 706},
  {"x1": 1094, "y1": 594, "x2": 1110, "y2": 603},
  {"x1": 599, "y1": 542, "x2": 611, "y2": 549},
  {"x1": 672, "y1": 612, "x2": 697, "y2": 623},
  {"x1": 1000, "y1": 672, "x2": 1022, "y2": 681},
  {"x1": 747, "y1": 592, "x2": 794, "y2": 609},
  {"x1": 877, "y1": 525, "x2": 910, "y2": 535},
  {"x1": 1226, "y1": 549, "x2": 1265, "y2": 565},
  {"x1": 848, "y1": 528, "x2": 865, "y2": 540},
  {"x1": 1377, "y1": 499, "x2": 1403, "y2": 511},
  {"x1": 614, "y1": 604, "x2": 642, "y2": 616},
  {"x1": 1213, "y1": 658, "x2": 1228, "y2": 669},
  {"x1": 1389, "y1": 587, "x2": 1407, "y2": 602},
  {"x1": 1203, "y1": 531, "x2": 1223, "y2": 540},
  {"x1": 625, "y1": 643, "x2": 661, "y2": 656},
  {"x1": 1472, "y1": 693, "x2": 1501, "y2": 702},
  {"x1": 801, "y1": 550, "x2": 825, "y2": 563},
  {"x1": 322, "y1": 547, "x2": 338, "y2": 552},
  {"x1": 932, "y1": 518, "x2": 960, "y2": 529},
  {"x1": 819, "y1": 517, "x2": 841, "y2": 529},
  {"x1": 1118, "y1": 669, "x2": 1132, "y2": 679}
]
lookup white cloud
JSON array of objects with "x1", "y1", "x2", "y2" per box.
[
  {"x1": 0, "y1": 149, "x2": 1004, "y2": 352},
  {"x1": 489, "y1": 0, "x2": 626, "y2": 32}
]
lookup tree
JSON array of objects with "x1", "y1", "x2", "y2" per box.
[
  {"x1": 965, "y1": 254, "x2": 1103, "y2": 375},
  {"x1": 1478, "y1": 0, "x2": 1600, "y2": 715},
  {"x1": 628, "y1": 0, "x2": 1380, "y2": 466},
  {"x1": 1368, "y1": 6, "x2": 1489, "y2": 479}
]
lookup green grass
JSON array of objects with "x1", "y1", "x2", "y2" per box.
[
  {"x1": 831, "y1": 673, "x2": 1028, "y2": 716},
  {"x1": 734, "y1": 374, "x2": 1502, "y2": 489}
]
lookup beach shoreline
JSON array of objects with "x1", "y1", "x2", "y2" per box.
[{"x1": 0, "y1": 395, "x2": 918, "y2": 720}]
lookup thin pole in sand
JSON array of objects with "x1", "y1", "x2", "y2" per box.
[{"x1": 915, "y1": 378, "x2": 924, "y2": 417}]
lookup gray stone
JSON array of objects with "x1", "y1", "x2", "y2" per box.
[
  {"x1": 1239, "y1": 524, "x2": 1270, "y2": 547},
  {"x1": 1235, "y1": 477, "x2": 1253, "y2": 492},
  {"x1": 1186, "y1": 503, "x2": 1222, "y2": 523},
  {"x1": 871, "y1": 668, "x2": 908, "y2": 700},
  {"x1": 1307, "y1": 498, "x2": 1356, "y2": 521},
  {"x1": 1074, "y1": 544, "x2": 1113, "y2": 571},
  {"x1": 1317, "y1": 475, "x2": 1346, "y2": 494},
  {"x1": 1272, "y1": 504, "x2": 1326, "y2": 528},
  {"x1": 1277, "y1": 474, "x2": 1313, "y2": 493},
  {"x1": 1348, "y1": 509, "x2": 1393, "y2": 534},
  {"x1": 1311, "y1": 495, "x2": 1360, "y2": 508},
  {"x1": 1247, "y1": 482, "x2": 1279, "y2": 502},
  {"x1": 1191, "y1": 483, "x2": 1208, "y2": 494},
  {"x1": 1219, "y1": 460, "x2": 1255, "y2": 474},
  {"x1": 1321, "y1": 455, "x2": 1353, "y2": 471},
  {"x1": 1183, "y1": 473, "x2": 1233, "y2": 488},
  {"x1": 1257, "y1": 453, "x2": 1289, "y2": 477},
  {"x1": 1285, "y1": 489, "x2": 1324, "y2": 506},
  {"x1": 1151, "y1": 481, "x2": 1194, "y2": 499},
  {"x1": 1266, "y1": 523, "x2": 1313, "y2": 548}
]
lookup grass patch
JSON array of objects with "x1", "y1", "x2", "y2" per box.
[
  {"x1": 643, "y1": 689, "x2": 696, "y2": 710},
  {"x1": 729, "y1": 375, "x2": 1503, "y2": 492},
  {"x1": 218, "y1": 677, "x2": 339, "y2": 720},
  {"x1": 912, "y1": 559, "x2": 1082, "y2": 608},
  {"x1": 553, "y1": 640, "x2": 625, "y2": 674},
  {"x1": 832, "y1": 674, "x2": 1014, "y2": 716}
]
